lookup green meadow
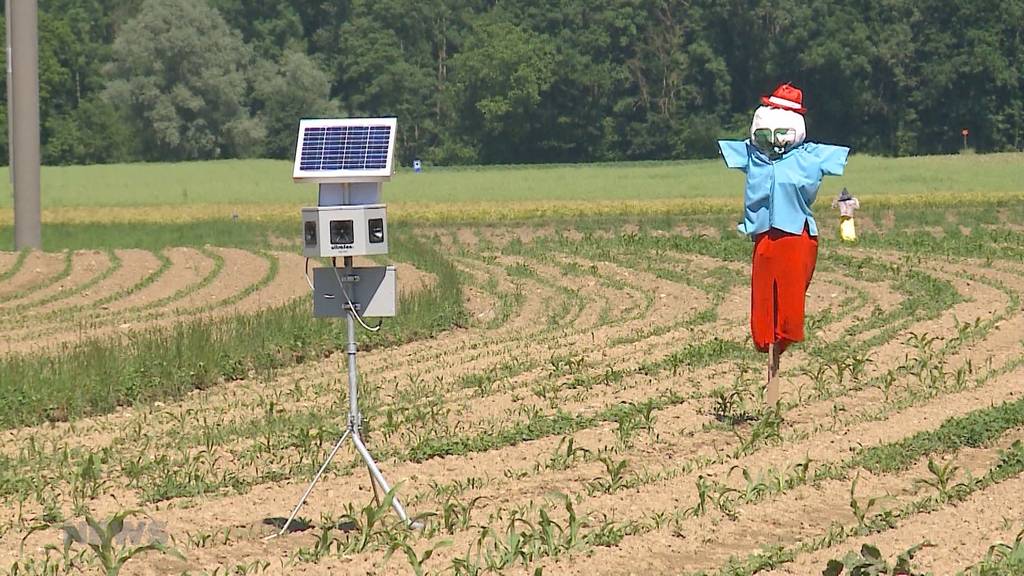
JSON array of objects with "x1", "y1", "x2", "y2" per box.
[{"x1": 0, "y1": 152, "x2": 1021, "y2": 209}]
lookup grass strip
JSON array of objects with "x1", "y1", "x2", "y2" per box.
[
  {"x1": 852, "y1": 395, "x2": 1024, "y2": 473},
  {"x1": 0, "y1": 250, "x2": 28, "y2": 282}
]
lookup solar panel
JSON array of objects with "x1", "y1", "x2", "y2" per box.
[{"x1": 293, "y1": 118, "x2": 397, "y2": 183}]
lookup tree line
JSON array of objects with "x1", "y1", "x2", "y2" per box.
[{"x1": 1, "y1": 0, "x2": 1022, "y2": 166}]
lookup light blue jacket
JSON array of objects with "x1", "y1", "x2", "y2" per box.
[{"x1": 718, "y1": 140, "x2": 850, "y2": 239}]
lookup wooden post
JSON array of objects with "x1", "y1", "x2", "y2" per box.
[{"x1": 766, "y1": 342, "x2": 779, "y2": 407}]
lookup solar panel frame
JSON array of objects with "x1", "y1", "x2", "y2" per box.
[{"x1": 293, "y1": 118, "x2": 398, "y2": 183}]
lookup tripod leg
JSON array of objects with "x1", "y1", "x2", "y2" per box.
[
  {"x1": 351, "y1": 433, "x2": 420, "y2": 528},
  {"x1": 276, "y1": 428, "x2": 351, "y2": 537}
]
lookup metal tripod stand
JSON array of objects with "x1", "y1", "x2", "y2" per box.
[{"x1": 275, "y1": 260, "x2": 414, "y2": 536}]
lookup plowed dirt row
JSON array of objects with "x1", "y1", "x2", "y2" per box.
[
  {"x1": 120, "y1": 351, "x2": 1023, "y2": 576},
  {"x1": 130, "y1": 247, "x2": 730, "y2": 450},
  {"x1": 0, "y1": 250, "x2": 110, "y2": 311},
  {"x1": 0, "y1": 251, "x2": 66, "y2": 300},
  {"x1": 0, "y1": 246, "x2": 675, "y2": 456},
  {"x1": 0, "y1": 249, "x2": 160, "y2": 325},
  {"x1": 763, "y1": 474, "x2": 1024, "y2": 576},
  {"x1": 0, "y1": 253, "x2": 17, "y2": 276},
  {"x1": 0, "y1": 238, "x2": 1000, "y2": 480},
  {"x1": 522, "y1": 428, "x2": 1024, "y2": 576},
  {"x1": 0, "y1": 238, "x2": 974, "y2": 475},
  {"x1": 3, "y1": 227, "x2": 1023, "y2": 576},
  {"x1": 0, "y1": 249, "x2": 311, "y2": 354}
]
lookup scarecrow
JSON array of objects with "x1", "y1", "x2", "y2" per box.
[
  {"x1": 831, "y1": 187, "x2": 860, "y2": 242},
  {"x1": 718, "y1": 83, "x2": 850, "y2": 407}
]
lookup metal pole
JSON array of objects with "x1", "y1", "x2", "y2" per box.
[
  {"x1": 274, "y1": 429, "x2": 350, "y2": 537},
  {"x1": 273, "y1": 259, "x2": 418, "y2": 535},
  {"x1": 10, "y1": 0, "x2": 41, "y2": 249},
  {"x1": 352, "y1": 433, "x2": 412, "y2": 522},
  {"x1": 341, "y1": 262, "x2": 414, "y2": 523},
  {"x1": 346, "y1": 257, "x2": 359, "y2": 428}
]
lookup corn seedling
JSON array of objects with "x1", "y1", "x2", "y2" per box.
[
  {"x1": 586, "y1": 456, "x2": 630, "y2": 495},
  {"x1": 710, "y1": 386, "x2": 755, "y2": 425},
  {"x1": 823, "y1": 541, "x2": 933, "y2": 576},
  {"x1": 614, "y1": 413, "x2": 638, "y2": 448},
  {"x1": 295, "y1": 521, "x2": 338, "y2": 563},
  {"x1": 799, "y1": 362, "x2": 831, "y2": 399},
  {"x1": 384, "y1": 539, "x2": 452, "y2": 576},
  {"x1": 684, "y1": 475, "x2": 713, "y2": 518},
  {"x1": 441, "y1": 495, "x2": 487, "y2": 535},
  {"x1": 915, "y1": 457, "x2": 971, "y2": 503},
  {"x1": 732, "y1": 408, "x2": 784, "y2": 457},
  {"x1": 785, "y1": 455, "x2": 815, "y2": 489},
  {"x1": 588, "y1": 516, "x2": 627, "y2": 547},
  {"x1": 728, "y1": 465, "x2": 772, "y2": 503},
  {"x1": 966, "y1": 528, "x2": 1024, "y2": 574},
  {"x1": 335, "y1": 489, "x2": 405, "y2": 554},
  {"x1": 848, "y1": 475, "x2": 891, "y2": 533},
  {"x1": 547, "y1": 436, "x2": 590, "y2": 471},
  {"x1": 59, "y1": 510, "x2": 184, "y2": 576}
]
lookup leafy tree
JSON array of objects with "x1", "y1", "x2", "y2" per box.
[
  {"x1": 615, "y1": 2, "x2": 732, "y2": 159},
  {"x1": 910, "y1": 0, "x2": 1024, "y2": 153},
  {"x1": 494, "y1": 0, "x2": 643, "y2": 162},
  {"x1": 332, "y1": 15, "x2": 433, "y2": 164},
  {"x1": 4, "y1": 0, "x2": 1024, "y2": 164},
  {"x1": 250, "y1": 50, "x2": 338, "y2": 158},
  {"x1": 102, "y1": 0, "x2": 258, "y2": 160},
  {"x1": 447, "y1": 16, "x2": 557, "y2": 163},
  {"x1": 43, "y1": 96, "x2": 138, "y2": 164},
  {"x1": 32, "y1": 1, "x2": 135, "y2": 163},
  {"x1": 209, "y1": 0, "x2": 304, "y2": 59}
]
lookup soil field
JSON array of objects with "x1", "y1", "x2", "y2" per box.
[
  {"x1": 2, "y1": 215, "x2": 1024, "y2": 576},
  {"x1": 0, "y1": 249, "x2": 434, "y2": 355}
]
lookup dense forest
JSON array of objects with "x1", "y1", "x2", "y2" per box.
[{"x1": 1, "y1": 0, "x2": 1022, "y2": 166}]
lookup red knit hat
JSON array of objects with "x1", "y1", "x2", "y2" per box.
[{"x1": 761, "y1": 83, "x2": 807, "y2": 114}]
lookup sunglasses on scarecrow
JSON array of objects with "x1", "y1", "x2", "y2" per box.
[{"x1": 753, "y1": 128, "x2": 798, "y2": 157}]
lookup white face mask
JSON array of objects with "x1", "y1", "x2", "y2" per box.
[{"x1": 750, "y1": 106, "x2": 806, "y2": 158}]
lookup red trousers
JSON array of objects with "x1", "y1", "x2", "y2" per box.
[{"x1": 750, "y1": 226, "x2": 818, "y2": 353}]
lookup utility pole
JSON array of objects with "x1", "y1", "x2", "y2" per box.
[
  {"x1": 5, "y1": 0, "x2": 13, "y2": 186},
  {"x1": 9, "y1": 0, "x2": 42, "y2": 250}
]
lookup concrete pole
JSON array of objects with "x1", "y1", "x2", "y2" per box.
[
  {"x1": 5, "y1": 0, "x2": 13, "y2": 185},
  {"x1": 10, "y1": 0, "x2": 41, "y2": 250}
]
